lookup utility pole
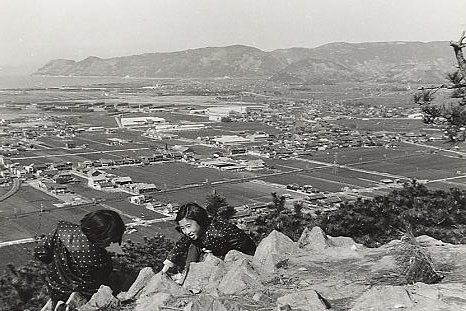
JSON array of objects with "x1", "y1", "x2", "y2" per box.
[{"x1": 333, "y1": 152, "x2": 338, "y2": 175}]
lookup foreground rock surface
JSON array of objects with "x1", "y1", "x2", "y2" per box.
[{"x1": 47, "y1": 227, "x2": 466, "y2": 311}]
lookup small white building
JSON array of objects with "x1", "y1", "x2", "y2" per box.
[
  {"x1": 121, "y1": 116, "x2": 166, "y2": 127},
  {"x1": 213, "y1": 135, "x2": 250, "y2": 146}
]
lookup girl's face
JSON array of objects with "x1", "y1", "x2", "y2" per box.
[{"x1": 178, "y1": 218, "x2": 202, "y2": 240}]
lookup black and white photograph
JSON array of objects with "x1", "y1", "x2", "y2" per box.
[{"x1": 1, "y1": 1, "x2": 466, "y2": 310}]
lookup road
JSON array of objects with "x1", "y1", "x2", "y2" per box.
[
  {"x1": 9, "y1": 147, "x2": 151, "y2": 160},
  {"x1": 0, "y1": 178, "x2": 21, "y2": 202}
]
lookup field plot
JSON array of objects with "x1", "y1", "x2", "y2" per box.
[
  {"x1": 125, "y1": 221, "x2": 180, "y2": 242},
  {"x1": 148, "y1": 111, "x2": 210, "y2": 123},
  {"x1": 0, "y1": 204, "x2": 102, "y2": 242},
  {"x1": 307, "y1": 145, "x2": 426, "y2": 166},
  {"x1": 1, "y1": 186, "x2": 60, "y2": 217},
  {"x1": 354, "y1": 152, "x2": 466, "y2": 181},
  {"x1": 264, "y1": 158, "x2": 328, "y2": 171},
  {"x1": 333, "y1": 118, "x2": 423, "y2": 133},
  {"x1": 102, "y1": 200, "x2": 165, "y2": 220},
  {"x1": 263, "y1": 171, "x2": 370, "y2": 192},
  {"x1": 115, "y1": 162, "x2": 247, "y2": 188},
  {"x1": 151, "y1": 180, "x2": 278, "y2": 207},
  {"x1": 66, "y1": 113, "x2": 120, "y2": 128}
]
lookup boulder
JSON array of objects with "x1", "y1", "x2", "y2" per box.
[
  {"x1": 276, "y1": 290, "x2": 328, "y2": 311},
  {"x1": 118, "y1": 267, "x2": 155, "y2": 301},
  {"x1": 183, "y1": 253, "x2": 226, "y2": 293},
  {"x1": 297, "y1": 227, "x2": 362, "y2": 260},
  {"x1": 138, "y1": 272, "x2": 190, "y2": 298},
  {"x1": 350, "y1": 286, "x2": 414, "y2": 311},
  {"x1": 298, "y1": 227, "x2": 332, "y2": 250},
  {"x1": 224, "y1": 249, "x2": 254, "y2": 266},
  {"x1": 298, "y1": 226, "x2": 361, "y2": 250},
  {"x1": 218, "y1": 256, "x2": 263, "y2": 295},
  {"x1": 253, "y1": 230, "x2": 297, "y2": 273},
  {"x1": 65, "y1": 292, "x2": 87, "y2": 310},
  {"x1": 184, "y1": 294, "x2": 240, "y2": 311},
  {"x1": 78, "y1": 286, "x2": 119, "y2": 311},
  {"x1": 407, "y1": 282, "x2": 466, "y2": 310},
  {"x1": 134, "y1": 293, "x2": 172, "y2": 311}
]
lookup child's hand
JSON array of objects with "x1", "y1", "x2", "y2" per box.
[{"x1": 161, "y1": 264, "x2": 170, "y2": 274}]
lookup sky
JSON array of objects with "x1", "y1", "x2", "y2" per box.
[{"x1": 1, "y1": 0, "x2": 466, "y2": 68}]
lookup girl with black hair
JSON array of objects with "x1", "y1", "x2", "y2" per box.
[
  {"x1": 161, "y1": 202, "x2": 256, "y2": 283},
  {"x1": 34, "y1": 209, "x2": 125, "y2": 309}
]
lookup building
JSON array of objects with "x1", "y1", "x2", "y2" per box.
[
  {"x1": 128, "y1": 183, "x2": 158, "y2": 194},
  {"x1": 129, "y1": 195, "x2": 146, "y2": 205},
  {"x1": 112, "y1": 176, "x2": 133, "y2": 186},
  {"x1": 120, "y1": 116, "x2": 166, "y2": 127},
  {"x1": 206, "y1": 105, "x2": 247, "y2": 121},
  {"x1": 213, "y1": 135, "x2": 250, "y2": 146}
]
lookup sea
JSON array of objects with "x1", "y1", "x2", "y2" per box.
[{"x1": 0, "y1": 75, "x2": 150, "y2": 90}]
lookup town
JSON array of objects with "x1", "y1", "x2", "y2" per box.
[{"x1": 1, "y1": 80, "x2": 465, "y2": 266}]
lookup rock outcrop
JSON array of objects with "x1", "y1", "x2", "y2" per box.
[{"x1": 53, "y1": 227, "x2": 466, "y2": 311}]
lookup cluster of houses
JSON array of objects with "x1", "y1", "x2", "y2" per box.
[
  {"x1": 0, "y1": 158, "x2": 74, "y2": 184},
  {"x1": 83, "y1": 168, "x2": 158, "y2": 195}
]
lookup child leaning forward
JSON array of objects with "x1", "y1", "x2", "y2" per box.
[{"x1": 161, "y1": 202, "x2": 256, "y2": 283}]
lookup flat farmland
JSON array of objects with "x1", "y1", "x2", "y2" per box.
[
  {"x1": 148, "y1": 111, "x2": 210, "y2": 123},
  {"x1": 264, "y1": 158, "x2": 329, "y2": 171},
  {"x1": 0, "y1": 204, "x2": 104, "y2": 242},
  {"x1": 0, "y1": 185, "x2": 60, "y2": 217},
  {"x1": 66, "y1": 113, "x2": 120, "y2": 128},
  {"x1": 126, "y1": 220, "x2": 179, "y2": 242},
  {"x1": 389, "y1": 153, "x2": 466, "y2": 172},
  {"x1": 307, "y1": 144, "x2": 426, "y2": 166},
  {"x1": 115, "y1": 162, "x2": 248, "y2": 188},
  {"x1": 151, "y1": 180, "x2": 279, "y2": 207},
  {"x1": 101, "y1": 200, "x2": 166, "y2": 220},
  {"x1": 333, "y1": 118, "x2": 423, "y2": 133},
  {"x1": 214, "y1": 181, "x2": 291, "y2": 203},
  {"x1": 263, "y1": 171, "x2": 370, "y2": 192},
  {"x1": 354, "y1": 152, "x2": 466, "y2": 181}
]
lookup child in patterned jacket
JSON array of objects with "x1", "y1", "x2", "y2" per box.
[
  {"x1": 161, "y1": 202, "x2": 256, "y2": 283},
  {"x1": 35, "y1": 210, "x2": 125, "y2": 310}
]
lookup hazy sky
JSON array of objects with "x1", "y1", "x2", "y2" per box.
[{"x1": 1, "y1": 0, "x2": 466, "y2": 67}]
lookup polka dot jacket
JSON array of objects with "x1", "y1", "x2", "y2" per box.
[
  {"x1": 166, "y1": 219, "x2": 256, "y2": 265},
  {"x1": 34, "y1": 221, "x2": 113, "y2": 302}
]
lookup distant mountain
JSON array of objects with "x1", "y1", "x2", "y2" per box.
[
  {"x1": 34, "y1": 41, "x2": 458, "y2": 83},
  {"x1": 270, "y1": 41, "x2": 456, "y2": 83},
  {"x1": 35, "y1": 45, "x2": 286, "y2": 79}
]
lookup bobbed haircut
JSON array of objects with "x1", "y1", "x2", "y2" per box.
[
  {"x1": 80, "y1": 210, "x2": 125, "y2": 248},
  {"x1": 175, "y1": 202, "x2": 211, "y2": 229}
]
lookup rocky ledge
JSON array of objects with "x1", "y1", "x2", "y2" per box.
[{"x1": 42, "y1": 227, "x2": 466, "y2": 311}]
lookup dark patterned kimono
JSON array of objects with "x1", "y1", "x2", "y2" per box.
[
  {"x1": 34, "y1": 221, "x2": 113, "y2": 302},
  {"x1": 166, "y1": 219, "x2": 256, "y2": 266}
]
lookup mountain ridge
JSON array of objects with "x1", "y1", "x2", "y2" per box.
[{"x1": 34, "y1": 41, "x2": 457, "y2": 83}]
